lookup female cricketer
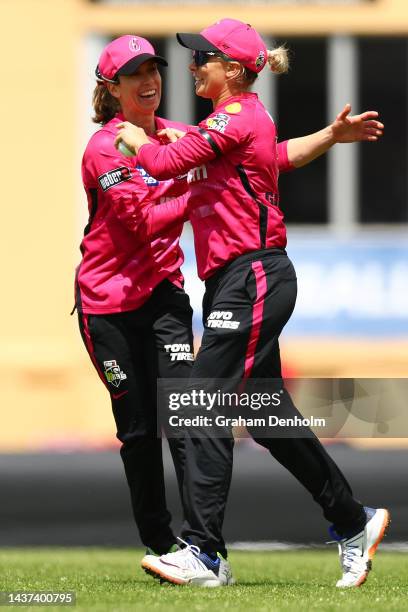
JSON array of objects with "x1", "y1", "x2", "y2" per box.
[
  {"x1": 76, "y1": 35, "x2": 194, "y2": 557},
  {"x1": 115, "y1": 19, "x2": 390, "y2": 588}
]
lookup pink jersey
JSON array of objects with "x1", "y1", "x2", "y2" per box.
[
  {"x1": 77, "y1": 113, "x2": 189, "y2": 314},
  {"x1": 137, "y1": 92, "x2": 292, "y2": 280}
]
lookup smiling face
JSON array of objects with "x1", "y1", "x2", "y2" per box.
[
  {"x1": 107, "y1": 59, "x2": 162, "y2": 118},
  {"x1": 189, "y1": 54, "x2": 242, "y2": 107}
]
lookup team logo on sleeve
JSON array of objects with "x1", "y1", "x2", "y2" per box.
[
  {"x1": 136, "y1": 165, "x2": 159, "y2": 186},
  {"x1": 206, "y1": 113, "x2": 230, "y2": 134},
  {"x1": 98, "y1": 167, "x2": 132, "y2": 191},
  {"x1": 103, "y1": 360, "x2": 127, "y2": 387}
]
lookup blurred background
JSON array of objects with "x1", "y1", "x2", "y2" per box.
[{"x1": 0, "y1": 0, "x2": 407, "y2": 547}]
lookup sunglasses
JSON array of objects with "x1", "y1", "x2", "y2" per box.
[{"x1": 192, "y1": 50, "x2": 234, "y2": 67}]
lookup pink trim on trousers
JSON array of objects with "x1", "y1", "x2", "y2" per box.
[{"x1": 243, "y1": 260, "x2": 267, "y2": 379}]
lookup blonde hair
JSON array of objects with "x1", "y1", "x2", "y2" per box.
[
  {"x1": 238, "y1": 44, "x2": 289, "y2": 87},
  {"x1": 266, "y1": 45, "x2": 290, "y2": 75}
]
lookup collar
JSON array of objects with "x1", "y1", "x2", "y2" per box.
[{"x1": 214, "y1": 92, "x2": 258, "y2": 112}]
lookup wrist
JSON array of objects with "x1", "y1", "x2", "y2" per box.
[
  {"x1": 324, "y1": 124, "x2": 337, "y2": 147},
  {"x1": 138, "y1": 140, "x2": 151, "y2": 154}
]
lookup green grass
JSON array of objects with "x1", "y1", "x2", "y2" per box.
[{"x1": 0, "y1": 548, "x2": 407, "y2": 611}]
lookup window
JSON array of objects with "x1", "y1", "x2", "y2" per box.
[
  {"x1": 277, "y1": 38, "x2": 328, "y2": 224},
  {"x1": 358, "y1": 37, "x2": 407, "y2": 223}
]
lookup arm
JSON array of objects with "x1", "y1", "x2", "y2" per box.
[
  {"x1": 115, "y1": 123, "x2": 217, "y2": 180},
  {"x1": 156, "y1": 127, "x2": 187, "y2": 143},
  {"x1": 84, "y1": 149, "x2": 148, "y2": 236},
  {"x1": 277, "y1": 140, "x2": 295, "y2": 173},
  {"x1": 138, "y1": 193, "x2": 189, "y2": 241},
  {"x1": 115, "y1": 110, "x2": 249, "y2": 180},
  {"x1": 85, "y1": 132, "x2": 186, "y2": 237},
  {"x1": 285, "y1": 104, "x2": 384, "y2": 169}
]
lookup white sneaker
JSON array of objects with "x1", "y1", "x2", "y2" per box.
[
  {"x1": 332, "y1": 507, "x2": 390, "y2": 588},
  {"x1": 144, "y1": 543, "x2": 180, "y2": 557},
  {"x1": 141, "y1": 539, "x2": 234, "y2": 587},
  {"x1": 143, "y1": 544, "x2": 180, "y2": 582}
]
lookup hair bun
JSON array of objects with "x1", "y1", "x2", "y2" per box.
[{"x1": 266, "y1": 46, "x2": 289, "y2": 74}]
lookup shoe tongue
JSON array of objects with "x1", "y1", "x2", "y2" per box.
[
  {"x1": 199, "y1": 551, "x2": 220, "y2": 572},
  {"x1": 364, "y1": 506, "x2": 376, "y2": 522},
  {"x1": 331, "y1": 508, "x2": 373, "y2": 540}
]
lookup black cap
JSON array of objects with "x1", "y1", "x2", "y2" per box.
[
  {"x1": 116, "y1": 54, "x2": 168, "y2": 77},
  {"x1": 176, "y1": 32, "x2": 219, "y2": 52}
]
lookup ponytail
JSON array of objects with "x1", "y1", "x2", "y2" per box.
[
  {"x1": 92, "y1": 82, "x2": 120, "y2": 125},
  {"x1": 266, "y1": 45, "x2": 290, "y2": 75},
  {"x1": 239, "y1": 44, "x2": 290, "y2": 88}
]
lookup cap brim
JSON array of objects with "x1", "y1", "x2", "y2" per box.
[
  {"x1": 116, "y1": 54, "x2": 168, "y2": 77},
  {"x1": 176, "y1": 33, "x2": 219, "y2": 52}
]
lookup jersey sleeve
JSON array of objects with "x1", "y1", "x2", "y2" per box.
[
  {"x1": 197, "y1": 108, "x2": 251, "y2": 156},
  {"x1": 277, "y1": 140, "x2": 295, "y2": 173},
  {"x1": 84, "y1": 132, "x2": 169, "y2": 235},
  {"x1": 138, "y1": 193, "x2": 189, "y2": 241},
  {"x1": 108, "y1": 191, "x2": 188, "y2": 241},
  {"x1": 137, "y1": 129, "x2": 217, "y2": 180},
  {"x1": 137, "y1": 109, "x2": 249, "y2": 180},
  {"x1": 85, "y1": 134, "x2": 148, "y2": 203}
]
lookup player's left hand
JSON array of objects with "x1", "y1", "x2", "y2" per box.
[
  {"x1": 115, "y1": 122, "x2": 150, "y2": 154},
  {"x1": 331, "y1": 104, "x2": 384, "y2": 143}
]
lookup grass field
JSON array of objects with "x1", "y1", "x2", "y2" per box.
[{"x1": 0, "y1": 548, "x2": 407, "y2": 611}]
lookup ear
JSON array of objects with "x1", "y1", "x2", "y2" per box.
[
  {"x1": 106, "y1": 81, "x2": 121, "y2": 100},
  {"x1": 225, "y1": 61, "x2": 243, "y2": 82}
]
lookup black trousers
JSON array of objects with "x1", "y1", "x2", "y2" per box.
[
  {"x1": 78, "y1": 279, "x2": 194, "y2": 553},
  {"x1": 180, "y1": 250, "x2": 366, "y2": 556}
]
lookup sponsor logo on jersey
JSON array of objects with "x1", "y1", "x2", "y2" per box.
[
  {"x1": 98, "y1": 167, "x2": 132, "y2": 191},
  {"x1": 164, "y1": 343, "x2": 194, "y2": 362},
  {"x1": 187, "y1": 164, "x2": 208, "y2": 183},
  {"x1": 136, "y1": 165, "x2": 159, "y2": 186},
  {"x1": 103, "y1": 360, "x2": 127, "y2": 387},
  {"x1": 206, "y1": 113, "x2": 230, "y2": 133},
  {"x1": 225, "y1": 102, "x2": 242, "y2": 114},
  {"x1": 207, "y1": 311, "x2": 240, "y2": 330}
]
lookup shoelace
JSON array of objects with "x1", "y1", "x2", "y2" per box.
[
  {"x1": 326, "y1": 527, "x2": 363, "y2": 573},
  {"x1": 339, "y1": 541, "x2": 363, "y2": 573},
  {"x1": 326, "y1": 538, "x2": 364, "y2": 574},
  {"x1": 175, "y1": 536, "x2": 201, "y2": 558}
]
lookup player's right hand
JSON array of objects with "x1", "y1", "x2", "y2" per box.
[{"x1": 156, "y1": 128, "x2": 186, "y2": 143}]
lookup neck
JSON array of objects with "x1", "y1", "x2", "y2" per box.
[
  {"x1": 212, "y1": 85, "x2": 246, "y2": 110},
  {"x1": 122, "y1": 110, "x2": 156, "y2": 136}
]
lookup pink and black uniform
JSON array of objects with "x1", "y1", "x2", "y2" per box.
[
  {"x1": 78, "y1": 112, "x2": 188, "y2": 314},
  {"x1": 134, "y1": 23, "x2": 366, "y2": 560},
  {"x1": 75, "y1": 34, "x2": 194, "y2": 556},
  {"x1": 138, "y1": 92, "x2": 291, "y2": 281},
  {"x1": 77, "y1": 111, "x2": 193, "y2": 555}
]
